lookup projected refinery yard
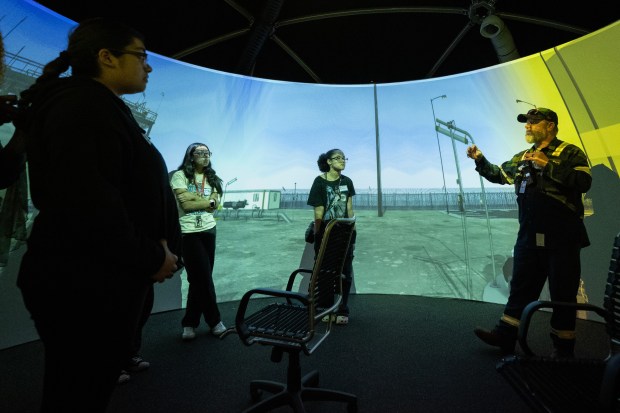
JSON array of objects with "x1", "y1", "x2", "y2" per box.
[
  {"x1": 1, "y1": 51, "x2": 158, "y2": 134},
  {"x1": 0, "y1": 49, "x2": 527, "y2": 308}
]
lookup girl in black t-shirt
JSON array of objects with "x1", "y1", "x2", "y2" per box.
[{"x1": 307, "y1": 148, "x2": 356, "y2": 324}]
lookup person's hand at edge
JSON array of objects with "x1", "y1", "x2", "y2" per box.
[{"x1": 152, "y1": 239, "x2": 178, "y2": 283}]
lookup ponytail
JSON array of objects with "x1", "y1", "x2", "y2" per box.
[{"x1": 20, "y1": 51, "x2": 71, "y2": 106}]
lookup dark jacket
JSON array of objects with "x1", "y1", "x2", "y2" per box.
[
  {"x1": 475, "y1": 137, "x2": 591, "y2": 248},
  {"x1": 18, "y1": 76, "x2": 182, "y2": 291}
]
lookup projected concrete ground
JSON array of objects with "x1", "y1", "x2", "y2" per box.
[{"x1": 180, "y1": 209, "x2": 520, "y2": 305}]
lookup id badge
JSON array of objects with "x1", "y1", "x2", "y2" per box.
[
  {"x1": 195, "y1": 215, "x2": 203, "y2": 228},
  {"x1": 519, "y1": 180, "x2": 527, "y2": 194}
]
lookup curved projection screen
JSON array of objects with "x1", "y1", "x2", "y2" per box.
[{"x1": 1, "y1": 0, "x2": 619, "y2": 347}]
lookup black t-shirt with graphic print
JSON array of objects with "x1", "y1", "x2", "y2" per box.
[{"x1": 307, "y1": 174, "x2": 356, "y2": 219}]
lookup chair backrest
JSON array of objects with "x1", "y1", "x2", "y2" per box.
[
  {"x1": 233, "y1": 218, "x2": 355, "y2": 354},
  {"x1": 603, "y1": 232, "x2": 620, "y2": 354},
  {"x1": 311, "y1": 218, "x2": 356, "y2": 322}
]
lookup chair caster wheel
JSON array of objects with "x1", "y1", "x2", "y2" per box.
[{"x1": 250, "y1": 388, "x2": 262, "y2": 401}]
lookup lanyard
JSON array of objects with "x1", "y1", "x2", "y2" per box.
[{"x1": 194, "y1": 174, "x2": 207, "y2": 197}]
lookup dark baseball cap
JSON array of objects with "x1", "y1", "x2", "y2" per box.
[{"x1": 517, "y1": 108, "x2": 558, "y2": 124}]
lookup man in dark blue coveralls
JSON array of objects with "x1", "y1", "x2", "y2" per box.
[{"x1": 467, "y1": 107, "x2": 591, "y2": 358}]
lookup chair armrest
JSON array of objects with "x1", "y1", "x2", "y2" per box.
[
  {"x1": 235, "y1": 287, "x2": 310, "y2": 340},
  {"x1": 286, "y1": 268, "x2": 312, "y2": 292},
  {"x1": 518, "y1": 300, "x2": 609, "y2": 356}
]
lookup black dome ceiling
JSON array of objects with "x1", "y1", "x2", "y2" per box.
[{"x1": 34, "y1": 0, "x2": 619, "y2": 84}]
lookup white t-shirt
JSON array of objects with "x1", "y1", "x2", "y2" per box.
[{"x1": 170, "y1": 170, "x2": 217, "y2": 233}]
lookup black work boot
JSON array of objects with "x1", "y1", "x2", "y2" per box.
[
  {"x1": 550, "y1": 335, "x2": 575, "y2": 359},
  {"x1": 474, "y1": 326, "x2": 517, "y2": 354}
]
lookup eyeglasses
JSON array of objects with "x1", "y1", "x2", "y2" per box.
[
  {"x1": 193, "y1": 150, "x2": 211, "y2": 157},
  {"x1": 330, "y1": 156, "x2": 348, "y2": 162},
  {"x1": 110, "y1": 49, "x2": 148, "y2": 63}
]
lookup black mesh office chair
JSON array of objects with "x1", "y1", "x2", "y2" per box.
[
  {"x1": 233, "y1": 218, "x2": 357, "y2": 413},
  {"x1": 497, "y1": 231, "x2": 620, "y2": 412}
]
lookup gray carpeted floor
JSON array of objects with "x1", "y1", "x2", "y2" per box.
[{"x1": 1, "y1": 294, "x2": 610, "y2": 413}]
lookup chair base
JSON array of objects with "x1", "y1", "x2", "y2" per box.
[{"x1": 243, "y1": 369, "x2": 358, "y2": 413}]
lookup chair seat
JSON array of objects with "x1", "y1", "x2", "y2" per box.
[
  {"x1": 498, "y1": 354, "x2": 607, "y2": 412},
  {"x1": 246, "y1": 303, "x2": 309, "y2": 341}
]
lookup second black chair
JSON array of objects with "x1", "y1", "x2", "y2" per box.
[
  {"x1": 234, "y1": 218, "x2": 357, "y2": 413},
  {"x1": 497, "y1": 231, "x2": 620, "y2": 412}
]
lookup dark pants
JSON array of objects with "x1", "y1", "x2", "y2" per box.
[
  {"x1": 181, "y1": 227, "x2": 221, "y2": 328},
  {"x1": 19, "y1": 258, "x2": 147, "y2": 413},
  {"x1": 338, "y1": 240, "x2": 355, "y2": 315},
  {"x1": 128, "y1": 283, "x2": 154, "y2": 360},
  {"x1": 498, "y1": 244, "x2": 582, "y2": 344}
]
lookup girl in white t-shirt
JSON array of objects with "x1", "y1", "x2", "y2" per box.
[{"x1": 170, "y1": 142, "x2": 227, "y2": 340}]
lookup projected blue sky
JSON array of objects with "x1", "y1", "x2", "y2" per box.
[{"x1": 1, "y1": 0, "x2": 578, "y2": 192}]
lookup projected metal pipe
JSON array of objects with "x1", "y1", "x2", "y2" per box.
[
  {"x1": 433, "y1": 118, "x2": 471, "y2": 298},
  {"x1": 431, "y1": 95, "x2": 450, "y2": 214},
  {"x1": 434, "y1": 118, "x2": 498, "y2": 293}
]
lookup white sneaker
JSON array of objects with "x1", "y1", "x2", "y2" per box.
[
  {"x1": 182, "y1": 326, "x2": 196, "y2": 340},
  {"x1": 117, "y1": 370, "x2": 130, "y2": 385},
  {"x1": 322, "y1": 314, "x2": 336, "y2": 323},
  {"x1": 211, "y1": 321, "x2": 226, "y2": 336},
  {"x1": 126, "y1": 355, "x2": 150, "y2": 372}
]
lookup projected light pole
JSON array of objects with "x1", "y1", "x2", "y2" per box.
[
  {"x1": 222, "y1": 177, "x2": 237, "y2": 204},
  {"x1": 434, "y1": 118, "x2": 498, "y2": 293},
  {"x1": 373, "y1": 83, "x2": 384, "y2": 217},
  {"x1": 430, "y1": 95, "x2": 449, "y2": 214}
]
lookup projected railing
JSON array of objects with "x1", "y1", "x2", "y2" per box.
[{"x1": 279, "y1": 190, "x2": 517, "y2": 211}]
